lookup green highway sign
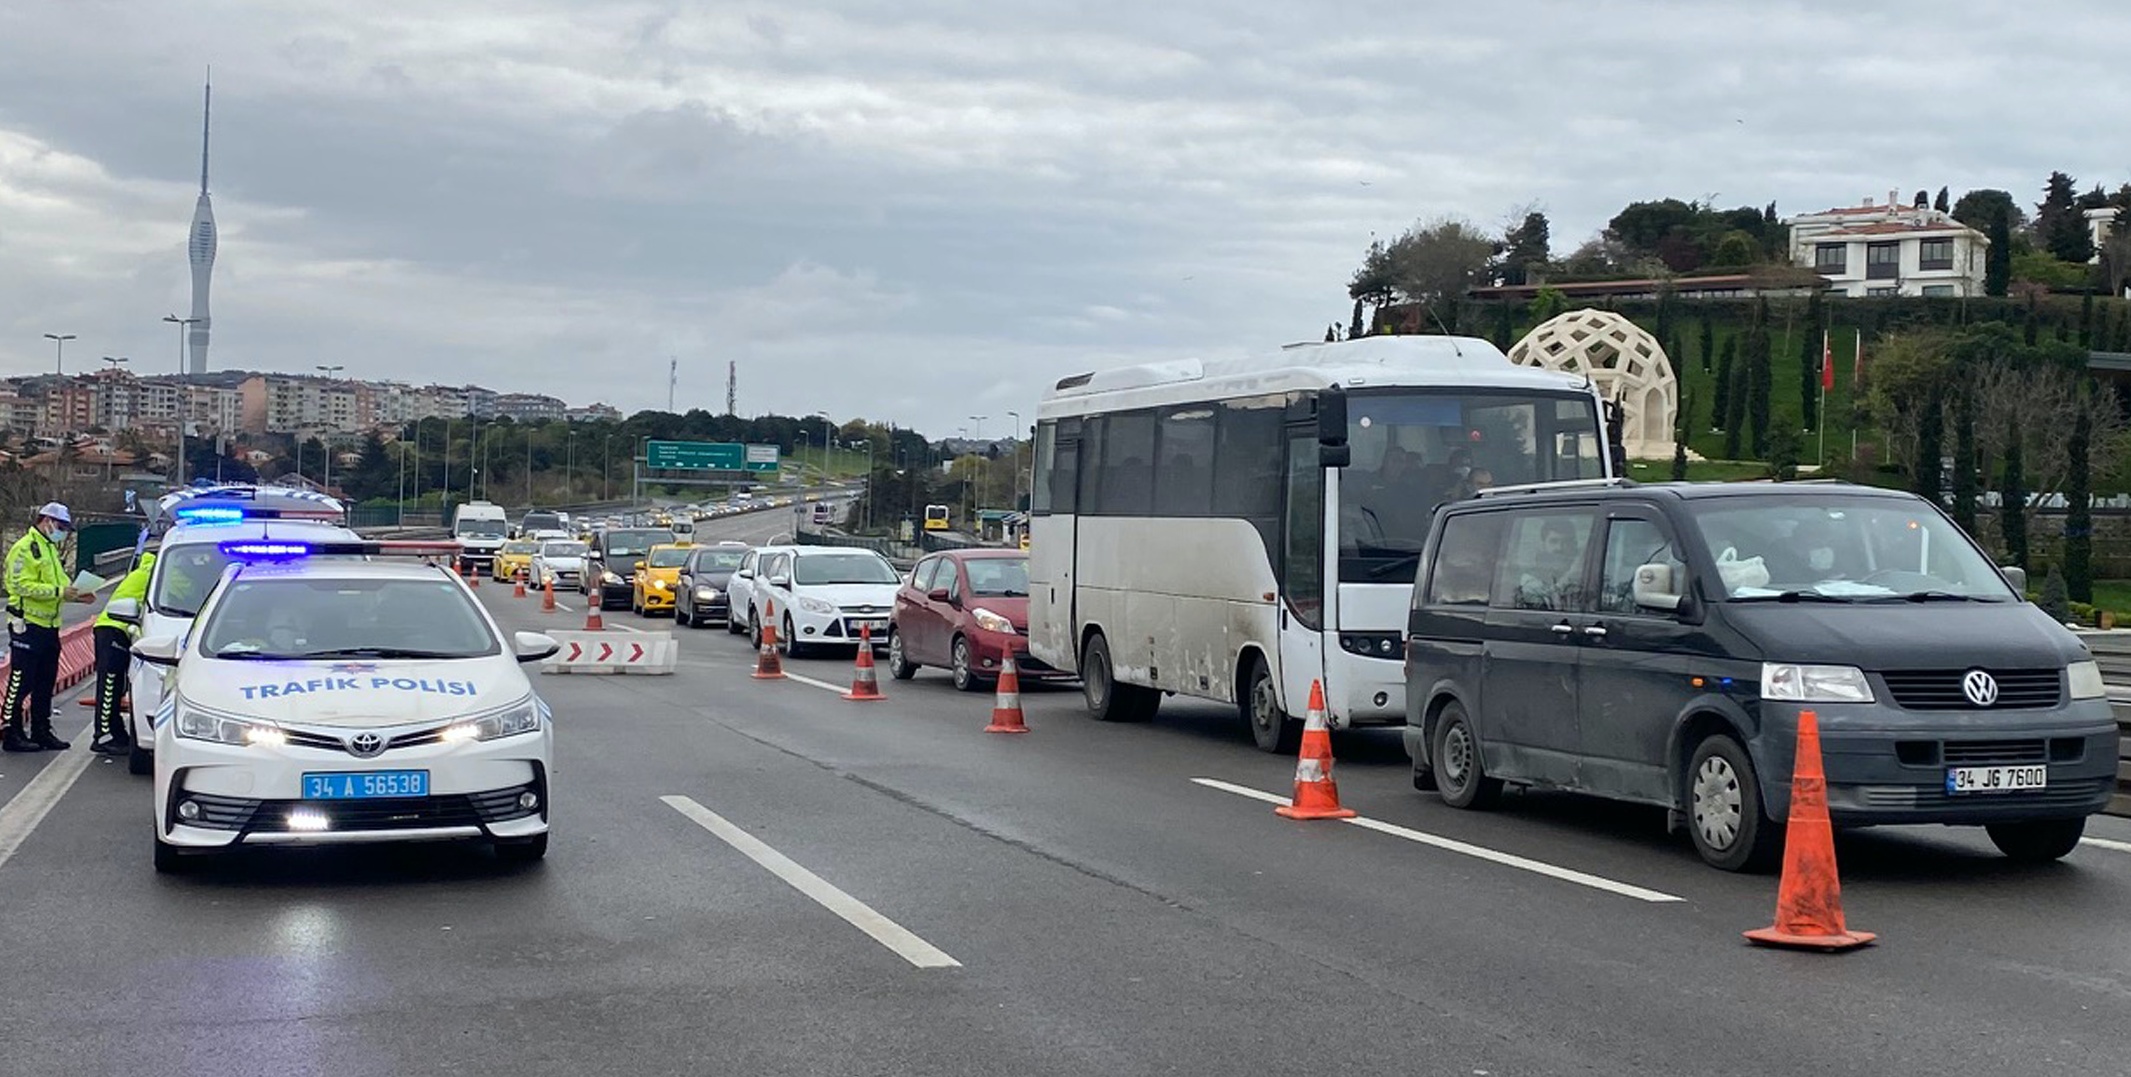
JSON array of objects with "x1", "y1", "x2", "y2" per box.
[{"x1": 645, "y1": 440, "x2": 780, "y2": 472}]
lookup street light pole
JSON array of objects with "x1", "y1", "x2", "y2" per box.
[
  {"x1": 316, "y1": 365, "x2": 344, "y2": 493},
  {"x1": 603, "y1": 434, "x2": 612, "y2": 500},
  {"x1": 43, "y1": 333, "x2": 76, "y2": 376},
  {"x1": 1006, "y1": 408, "x2": 1023, "y2": 510},
  {"x1": 163, "y1": 315, "x2": 199, "y2": 489}
]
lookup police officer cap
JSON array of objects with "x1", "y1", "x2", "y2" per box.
[{"x1": 37, "y1": 502, "x2": 72, "y2": 527}]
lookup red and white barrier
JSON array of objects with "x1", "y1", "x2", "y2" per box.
[
  {"x1": 539, "y1": 631, "x2": 677, "y2": 675},
  {"x1": 0, "y1": 621, "x2": 98, "y2": 694}
]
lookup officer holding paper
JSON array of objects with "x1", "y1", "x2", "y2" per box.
[{"x1": 3, "y1": 503, "x2": 95, "y2": 753}]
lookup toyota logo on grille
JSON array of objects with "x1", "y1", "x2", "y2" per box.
[
  {"x1": 346, "y1": 732, "x2": 386, "y2": 758},
  {"x1": 1961, "y1": 669, "x2": 2000, "y2": 708}
]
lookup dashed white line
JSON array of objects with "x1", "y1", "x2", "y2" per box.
[
  {"x1": 0, "y1": 721, "x2": 96, "y2": 873},
  {"x1": 660, "y1": 794, "x2": 960, "y2": 969},
  {"x1": 2080, "y1": 836, "x2": 2131, "y2": 855},
  {"x1": 1189, "y1": 777, "x2": 1684, "y2": 904}
]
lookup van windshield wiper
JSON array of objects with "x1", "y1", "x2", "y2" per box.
[
  {"x1": 1896, "y1": 590, "x2": 1989, "y2": 602},
  {"x1": 1729, "y1": 591, "x2": 1854, "y2": 603}
]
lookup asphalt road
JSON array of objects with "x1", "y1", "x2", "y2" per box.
[{"x1": 4, "y1": 523, "x2": 2131, "y2": 1075}]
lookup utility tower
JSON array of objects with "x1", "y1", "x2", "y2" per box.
[{"x1": 725, "y1": 361, "x2": 737, "y2": 416}]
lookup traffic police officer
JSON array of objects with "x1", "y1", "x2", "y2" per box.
[
  {"x1": 3, "y1": 502, "x2": 94, "y2": 753},
  {"x1": 89, "y1": 550, "x2": 155, "y2": 755}
]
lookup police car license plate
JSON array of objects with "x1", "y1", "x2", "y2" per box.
[
  {"x1": 302, "y1": 770, "x2": 430, "y2": 799},
  {"x1": 1945, "y1": 765, "x2": 2047, "y2": 795}
]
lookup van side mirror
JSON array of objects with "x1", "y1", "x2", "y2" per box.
[
  {"x1": 2000, "y1": 565, "x2": 2027, "y2": 596},
  {"x1": 1632, "y1": 564, "x2": 1683, "y2": 612},
  {"x1": 104, "y1": 597, "x2": 141, "y2": 625}
]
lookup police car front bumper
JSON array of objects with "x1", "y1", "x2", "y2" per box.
[{"x1": 155, "y1": 724, "x2": 552, "y2": 849}]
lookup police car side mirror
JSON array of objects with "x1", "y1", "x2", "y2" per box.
[
  {"x1": 513, "y1": 631, "x2": 561, "y2": 664},
  {"x1": 132, "y1": 635, "x2": 182, "y2": 667},
  {"x1": 104, "y1": 597, "x2": 142, "y2": 625}
]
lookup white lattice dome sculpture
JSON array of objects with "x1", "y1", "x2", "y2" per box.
[{"x1": 1507, "y1": 309, "x2": 1678, "y2": 460}]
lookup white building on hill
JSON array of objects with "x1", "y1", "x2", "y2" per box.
[{"x1": 1787, "y1": 192, "x2": 1989, "y2": 298}]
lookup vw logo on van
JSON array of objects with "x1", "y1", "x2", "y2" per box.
[
  {"x1": 346, "y1": 732, "x2": 386, "y2": 758},
  {"x1": 1961, "y1": 669, "x2": 1999, "y2": 708}
]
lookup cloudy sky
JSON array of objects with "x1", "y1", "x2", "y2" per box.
[{"x1": 3, "y1": 1, "x2": 2127, "y2": 437}]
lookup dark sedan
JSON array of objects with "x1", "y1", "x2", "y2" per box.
[{"x1": 676, "y1": 544, "x2": 750, "y2": 628}]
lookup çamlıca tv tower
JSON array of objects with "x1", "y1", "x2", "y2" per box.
[{"x1": 185, "y1": 75, "x2": 216, "y2": 375}]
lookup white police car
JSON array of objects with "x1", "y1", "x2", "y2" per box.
[
  {"x1": 116, "y1": 486, "x2": 361, "y2": 777},
  {"x1": 131, "y1": 538, "x2": 560, "y2": 872}
]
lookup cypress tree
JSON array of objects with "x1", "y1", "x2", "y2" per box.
[
  {"x1": 2080, "y1": 288, "x2": 2096, "y2": 348},
  {"x1": 2066, "y1": 393, "x2": 2093, "y2": 603},
  {"x1": 1746, "y1": 299, "x2": 1774, "y2": 457},
  {"x1": 1914, "y1": 382, "x2": 1944, "y2": 504},
  {"x1": 1492, "y1": 302, "x2": 1515, "y2": 352},
  {"x1": 1986, "y1": 212, "x2": 2012, "y2": 297},
  {"x1": 1720, "y1": 337, "x2": 1744, "y2": 459},
  {"x1": 1348, "y1": 298, "x2": 1365, "y2": 340},
  {"x1": 2000, "y1": 430, "x2": 2028, "y2": 571},
  {"x1": 1698, "y1": 312, "x2": 1715, "y2": 373},
  {"x1": 1935, "y1": 186, "x2": 1950, "y2": 213},
  {"x1": 1950, "y1": 382, "x2": 1978, "y2": 536},
  {"x1": 2024, "y1": 291, "x2": 2040, "y2": 345},
  {"x1": 1672, "y1": 390, "x2": 1691, "y2": 481}
]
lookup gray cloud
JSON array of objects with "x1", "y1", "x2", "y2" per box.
[{"x1": 4, "y1": 1, "x2": 2131, "y2": 431}]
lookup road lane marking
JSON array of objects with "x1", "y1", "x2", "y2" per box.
[
  {"x1": 610, "y1": 622, "x2": 645, "y2": 633},
  {"x1": 2081, "y1": 836, "x2": 2131, "y2": 855},
  {"x1": 1189, "y1": 777, "x2": 1684, "y2": 904},
  {"x1": 0, "y1": 721, "x2": 95, "y2": 873},
  {"x1": 660, "y1": 794, "x2": 960, "y2": 969}
]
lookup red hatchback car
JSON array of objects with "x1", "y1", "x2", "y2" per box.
[{"x1": 887, "y1": 549, "x2": 1066, "y2": 691}]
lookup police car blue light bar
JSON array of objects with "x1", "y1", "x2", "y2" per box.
[
  {"x1": 220, "y1": 541, "x2": 312, "y2": 560},
  {"x1": 220, "y1": 539, "x2": 463, "y2": 562}
]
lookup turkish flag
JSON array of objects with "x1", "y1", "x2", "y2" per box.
[{"x1": 1821, "y1": 330, "x2": 1835, "y2": 391}]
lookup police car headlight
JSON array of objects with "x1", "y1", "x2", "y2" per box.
[
  {"x1": 174, "y1": 704, "x2": 285, "y2": 746},
  {"x1": 441, "y1": 698, "x2": 542, "y2": 743},
  {"x1": 797, "y1": 596, "x2": 835, "y2": 615}
]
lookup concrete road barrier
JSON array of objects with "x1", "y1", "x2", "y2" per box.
[{"x1": 540, "y1": 631, "x2": 677, "y2": 675}]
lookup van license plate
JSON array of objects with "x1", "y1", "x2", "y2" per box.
[{"x1": 1945, "y1": 765, "x2": 2047, "y2": 795}]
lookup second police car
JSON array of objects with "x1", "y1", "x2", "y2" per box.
[{"x1": 124, "y1": 536, "x2": 560, "y2": 872}]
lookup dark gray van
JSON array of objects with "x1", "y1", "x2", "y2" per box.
[{"x1": 1404, "y1": 479, "x2": 2118, "y2": 871}]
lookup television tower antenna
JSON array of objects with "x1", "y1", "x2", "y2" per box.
[
  {"x1": 726, "y1": 360, "x2": 737, "y2": 416},
  {"x1": 668, "y1": 356, "x2": 677, "y2": 412}
]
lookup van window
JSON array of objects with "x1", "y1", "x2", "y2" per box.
[
  {"x1": 1492, "y1": 512, "x2": 1595, "y2": 611},
  {"x1": 1687, "y1": 497, "x2": 2015, "y2": 600},
  {"x1": 1597, "y1": 517, "x2": 1681, "y2": 614},
  {"x1": 1426, "y1": 513, "x2": 1505, "y2": 605}
]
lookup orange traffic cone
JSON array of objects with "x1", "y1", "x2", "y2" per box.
[
  {"x1": 583, "y1": 603, "x2": 604, "y2": 631},
  {"x1": 79, "y1": 693, "x2": 97, "y2": 707},
  {"x1": 1745, "y1": 711, "x2": 1875, "y2": 952},
  {"x1": 984, "y1": 650, "x2": 1029, "y2": 733},
  {"x1": 464, "y1": 560, "x2": 479, "y2": 588},
  {"x1": 1275, "y1": 680, "x2": 1357, "y2": 820},
  {"x1": 753, "y1": 600, "x2": 786, "y2": 679},
  {"x1": 541, "y1": 576, "x2": 557, "y2": 612},
  {"x1": 843, "y1": 624, "x2": 884, "y2": 701},
  {"x1": 513, "y1": 569, "x2": 527, "y2": 599}
]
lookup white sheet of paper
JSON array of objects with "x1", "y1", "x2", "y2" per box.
[{"x1": 72, "y1": 570, "x2": 109, "y2": 593}]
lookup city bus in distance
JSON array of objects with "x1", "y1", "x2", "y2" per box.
[
  {"x1": 1027, "y1": 336, "x2": 1619, "y2": 752},
  {"x1": 923, "y1": 504, "x2": 952, "y2": 531}
]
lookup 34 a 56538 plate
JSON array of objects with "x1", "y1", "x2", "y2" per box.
[{"x1": 302, "y1": 770, "x2": 430, "y2": 799}]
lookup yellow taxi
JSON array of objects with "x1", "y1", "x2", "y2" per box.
[
  {"x1": 630, "y1": 542, "x2": 695, "y2": 616},
  {"x1": 491, "y1": 539, "x2": 540, "y2": 582}
]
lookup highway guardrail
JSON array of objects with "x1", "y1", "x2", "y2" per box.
[{"x1": 2077, "y1": 632, "x2": 2131, "y2": 817}]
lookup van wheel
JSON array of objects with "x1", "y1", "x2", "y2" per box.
[
  {"x1": 1082, "y1": 634, "x2": 1156, "y2": 722},
  {"x1": 1432, "y1": 702, "x2": 1501, "y2": 809},
  {"x1": 1687, "y1": 734, "x2": 1782, "y2": 872},
  {"x1": 1986, "y1": 818, "x2": 2085, "y2": 863},
  {"x1": 1239, "y1": 654, "x2": 1299, "y2": 754}
]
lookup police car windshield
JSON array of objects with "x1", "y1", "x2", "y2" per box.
[
  {"x1": 199, "y1": 577, "x2": 500, "y2": 660},
  {"x1": 794, "y1": 553, "x2": 899, "y2": 586},
  {"x1": 151, "y1": 545, "x2": 362, "y2": 618}
]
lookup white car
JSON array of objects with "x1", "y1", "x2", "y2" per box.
[
  {"x1": 726, "y1": 544, "x2": 797, "y2": 639},
  {"x1": 127, "y1": 501, "x2": 361, "y2": 777},
  {"x1": 530, "y1": 539, "x2": 590, "y2": 591},
  {"x1": 125, "y1": 538, "x2": 559, "y2": 873},
  {"x1": 757, "y1": 547, "x2": 900, "y2": 658}
]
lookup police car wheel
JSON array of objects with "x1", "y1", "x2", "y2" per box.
[{"x1": 495, "y1": 834, "x2": 548, "y2": 864}]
